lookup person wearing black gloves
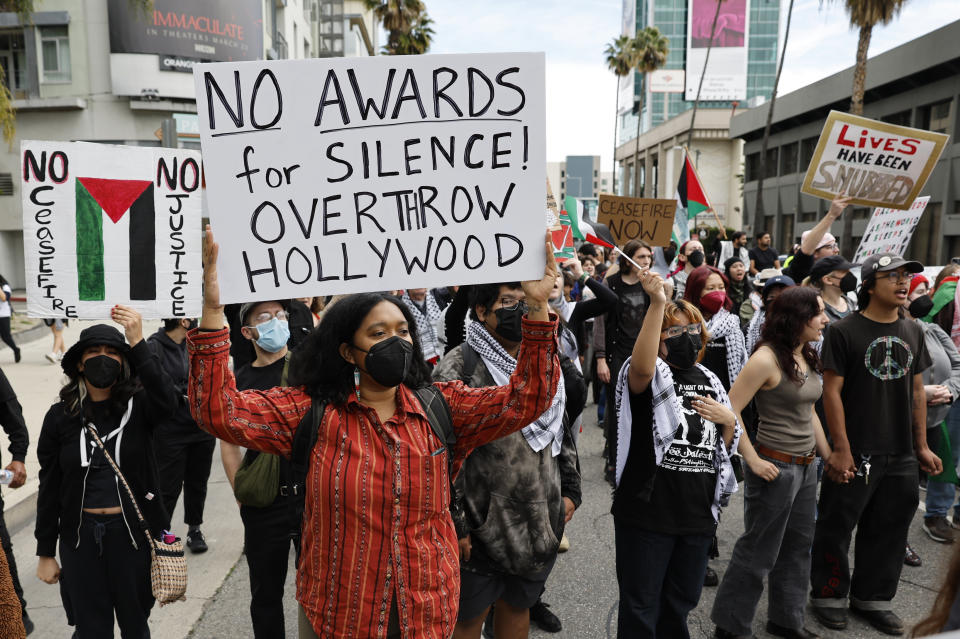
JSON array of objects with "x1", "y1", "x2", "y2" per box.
[
  {"x1": 147, "y1": 318, "x2": 217, "y2": 553},
  {"x1": 0, "y1": 367, "x2": 30, "y2": 634},
  {"x1": 35, "y1": 307, "x2": 176, "y2": 638}
]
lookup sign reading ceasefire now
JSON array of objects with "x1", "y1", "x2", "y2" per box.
[
  {"x1": 194, "y1": 52, "x2": 546, "y2": 304},
  {"x1": 802, "y1": 110, "x2": 949, "y2": 210},
  {"x1": 597, "y1": 194, "x2": 676, "y2": 247}
]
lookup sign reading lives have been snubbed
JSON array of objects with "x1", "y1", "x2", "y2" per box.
[
  {"x1": 801, "y1": 110, "x2": 949, "y2": 210},
  {"x1": 20, "y1": 141, "x2": 202, "y2": 319},
  {"x1": 194, "y1": 53, "x2": 546, "y2": 303}
]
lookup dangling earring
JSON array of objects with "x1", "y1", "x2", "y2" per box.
[{"x1": 354, "y1": 367, "x2": 361, "y2": 400}]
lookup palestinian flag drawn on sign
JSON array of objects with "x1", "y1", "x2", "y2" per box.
[
  {"x1": 673, "y1": 149, "x2": 712, "y2": 246},
  {"x1": 552, "y1": 208, "x2": 575, "y2": 262},
  {"x1": 75, "y1": 177, "x2": 156, "y2": 301}
]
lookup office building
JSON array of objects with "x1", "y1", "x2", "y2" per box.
[
  {"x1": 731, "y1": 20, "x2": 959, "y2": 263},
  {"x1": 0, "y1": 0, "x2": 376, "y2": 287}
]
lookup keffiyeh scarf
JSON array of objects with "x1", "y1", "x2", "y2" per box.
[
  {"x1": 746, "y1": 308, "x2": 765, "y2": 355},
  {"x1": 614, "y1": 358, "x2": 740, "y2": 522},
  {"x1": 402, "y1": 292, "x2": 442, "y2": 359},
  {"x1": 706, "y1": 308, "x2": 747, "y2": 385},
  {"x1": 465, "y1": 322, "x2": 567, "y2": 455}
]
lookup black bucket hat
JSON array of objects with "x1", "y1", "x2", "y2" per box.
[{"x1": 61, "y1": 324, "x2": 130, "y2": 375}]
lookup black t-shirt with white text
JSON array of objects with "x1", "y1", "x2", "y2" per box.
[
  {"x1": 822, "y1": 313, "x2": 931, "y2": 455},
  {"x1": 612, "y1": 364, "x2": 718, "y2": 535}
]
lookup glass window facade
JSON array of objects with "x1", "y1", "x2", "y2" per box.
[{"x1": 619, "y1": 0, "x2": 782, "y2": 138}]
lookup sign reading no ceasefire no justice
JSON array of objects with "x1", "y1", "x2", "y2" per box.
[{"x1": 195, "y1": 53, "x2": 547, "y2": 304}]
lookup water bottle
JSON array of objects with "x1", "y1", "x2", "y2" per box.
[{"x1": 0, "y1": 470, "x2": 13, "y2": 485}]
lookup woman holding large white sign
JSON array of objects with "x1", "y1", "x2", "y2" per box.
[{"x1": 187, "y1": 226, "x2": 561, "y2": 638}]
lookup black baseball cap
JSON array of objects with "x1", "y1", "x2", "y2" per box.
[
  {"x1": 809, "y1": 255, "x2": 856, "y2": 282},
  {"x1": 859, "y1": 253, "x2": 923, "y2": 279}
]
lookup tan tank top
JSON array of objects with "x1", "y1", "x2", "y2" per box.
[{"x1": 754, "y1": 364, "x2": 822, "y2": 456}]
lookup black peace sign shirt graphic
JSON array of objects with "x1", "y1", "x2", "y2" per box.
[{"x1": 822, "y1": 313, "x2": 931, "y2": 455}]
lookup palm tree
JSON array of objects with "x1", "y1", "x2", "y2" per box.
[
  {"x1": 384, "y1": 11, "x2": 434, "y2": 54},
  {"x1": 833, "y1": 0, "x2": 909, "y2": 255},
  {"x1": 605, "y1": 34, "x2": 635, "y2": 195},
  {"x1": 0, "y1": 0, "x2": 153, "y2": 144},
  {"x1": 751, "y1": 0, "x2": 795, "y2": 237},
  {"x1": 630, "y1": 26, "x2": 670, "y2": 196},
  {"x1": 364, "y1": 0, "x2": 434, "y2": 55},
  {"x1": 685, "y1": 0, "x2": 726, "y2": 152}
]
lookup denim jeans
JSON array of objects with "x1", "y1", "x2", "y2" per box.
[
  {"x1": 712, "y1": 456, "x2": 817, "y2": 635},
  {"x1": 614, "y1": 518, "x2": 713, "y2": 639},
  {"x1": 926, "y1": 402, "x2": 960, "y2": 519}
]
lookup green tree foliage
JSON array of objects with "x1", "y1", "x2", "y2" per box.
[{"x1": 364, "y1": 0, "x2": 434, "y2": 55}]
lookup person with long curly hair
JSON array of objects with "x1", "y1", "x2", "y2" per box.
[
  {"x1": 913, "y1": 543, "x2": 960, "y2": 635},
  {"x1": 711, "y1": 287, "x2": 833, "y2": 639},
  {"x1": 187, "y1": 227, "x2": 563, "y2": 638}
]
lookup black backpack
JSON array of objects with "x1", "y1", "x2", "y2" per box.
[{"x1": 288, "y1": 385, "x2": 455, "y2": 565}]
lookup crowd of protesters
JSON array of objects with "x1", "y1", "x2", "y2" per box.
[{"x1": 0, "y1": 196, "x2": 957, "y2": 639}]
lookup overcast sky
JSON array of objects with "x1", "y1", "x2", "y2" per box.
[{"x1": 424, "y1": 0, "x2": 960, "y2": 172}]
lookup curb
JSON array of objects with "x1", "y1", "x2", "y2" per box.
[
  {"x1": 4, "y1": 489, "x2": 37, "y2": 538},
  {"x1": 8, "y1": 321, "x2": 48, "y2": 347}
]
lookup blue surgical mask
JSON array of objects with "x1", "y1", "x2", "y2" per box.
[{"x1": 254, "y1": 318, "x2": 289, "y2": 353}]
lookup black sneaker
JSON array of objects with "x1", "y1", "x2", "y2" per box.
[
  {"x1": 811, "y1": 606, "x2": 847, "y2": 630},
  {"x1": 13, "y1": 349, "x2": 20, "y2": 363},
  {"x1": 186, "y1": 528, "x2": 208, "y2": 553},
  {"x1": 530, "y1": 599, "x2": 561, "y2": 632}
]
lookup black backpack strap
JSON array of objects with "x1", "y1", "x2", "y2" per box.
[
  {"x1": 460, "y1": 342, "x2": 479, "y2": 384},
  {"x1": 412, "y1": 385, "x2": 455, "y2": 453},
  {"x1": 289, "y1": 397, "x2": 326, "y2": 566}
]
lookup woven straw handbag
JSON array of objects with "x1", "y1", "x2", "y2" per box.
[{"x1": 85, "y1": 424, "x2": 187, "y2": 605}]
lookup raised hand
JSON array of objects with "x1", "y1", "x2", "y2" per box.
[
  {"x1": 521, "y1": 231, "x2": 560, "y2": 321},
  {"x1": 200, "y1": 224, "x2": 225, "y2": 330},
  {"x1": 111, "y1": 305, "x2": 143, "y2": 346},
  {"x1": 638, "y1": 269, "x2": 666, "y2": 305}
]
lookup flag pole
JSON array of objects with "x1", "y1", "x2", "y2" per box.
[
  {"x1": 680, "y1": 145, "x2": 724, "y2": 234},
  {"x1": 585, "y1": 233, "x2": 647, "y2": 272}
]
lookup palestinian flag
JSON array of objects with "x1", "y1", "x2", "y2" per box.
[
  {"x1": 552, "y1": 207, "x2": 575, "y2": 262},
  {"x1": 75, "y1": 177, "x2": 156, "y2": 301},
  {"x1": 673, "y1": 149, "x2": 711, "y2": 245}
]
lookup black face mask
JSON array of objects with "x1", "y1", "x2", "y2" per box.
[
  {"x1": 838, "y1": 272, "x2": 858, "y2": 294},
  {"x1": 687, "y1": 250, "x2": 705, "y2": 268},
  {"x1": 354, "y1": 336, "x2": 413, "y2": 388},
  {"x1": 82, "y1": 355, "x2": 122, "y2": 389},
  {"x1": 908, "y1": 295, "x2": 934, "y2": 319},
  {"x1": 493, "y1": 304, "x2": 527, "y2": 343},
  {"x1": 664, "y1": 333, "x2": 702, "y2": 370}
]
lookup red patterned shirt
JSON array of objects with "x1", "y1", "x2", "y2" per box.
[{"x1": 187, "y1": 316, "x2": 559, "y2": 638}]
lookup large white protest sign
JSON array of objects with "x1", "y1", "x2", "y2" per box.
[
  {"x1": 194, "y1": 53, "x2": 546, "y2": 304},
  {"x1": 802, "y1": 111, "x2": 949, "y2": 210},
  {"x1": 21, "y1": 141, "x2": 202, "y2": 319},
  {"x1": 853, "y1": 196, "x2": 930, "y2": 263}
]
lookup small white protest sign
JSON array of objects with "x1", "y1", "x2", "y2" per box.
[
  {"x1": 802, "y1": 111, "x2": 949, "y2": 210},
  {"x1": 21, "y1": 141, "x2": 203, "y2": 319},
  {"x1": 853, "y1": 196, "x2": 930, "y2": 263},
  {"x1": 193, "y1": 53, "x2": 546, "y2": 304}
]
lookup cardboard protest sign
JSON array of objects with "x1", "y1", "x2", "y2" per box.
[
  {"x1": 853, "y1": 196, "x2": 930, "y2": 263},
  {"x1": 801, "y1": 111, "x2": 948, "y2": 210},
  {"x1": 21, "y1": 141, "x2": 202, "y2": 319},
  {"x1": 597, "y1": 194, "x2": 676, "y2": 247},
  {"x1": 194, "y1": 53, "x2": 546, "y2": 303}
]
